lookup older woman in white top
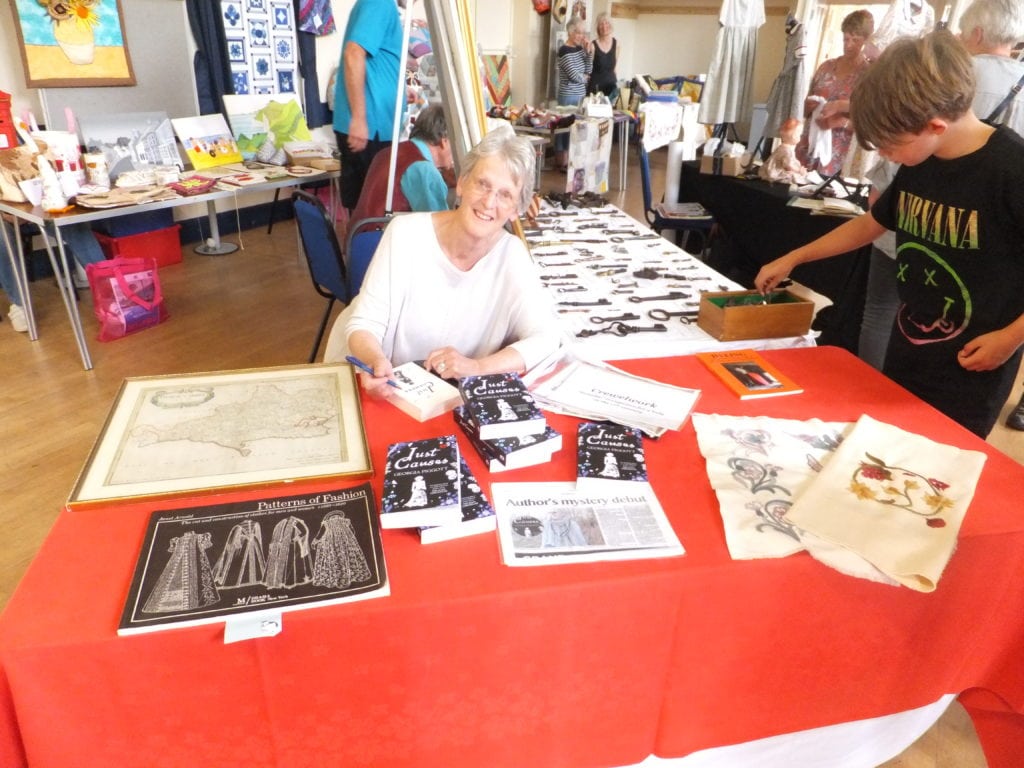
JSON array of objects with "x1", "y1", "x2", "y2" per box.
[{"x1": 324, "y1": 126, "x2": 561, "y2": 398}]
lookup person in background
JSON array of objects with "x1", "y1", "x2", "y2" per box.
[
  {"x1": 323, "y1": 126, "x2": 561, "y2": 396},
  {"x1": 332, "y1": 0, "x2": 404, "y2": 212},
  {"x1": 0, "y1": 221, "x2": 105, "y2": 334},
  {"x1": 554, "y1": 16, "x2": 592, "y2": 171},
  {"x1": 350, "y1": 105, "x2": 453, "y2": 222},
  {"x1": 757, "y1": 31, "x2": 1024, "y2": 438},
  {"x1": 958, "y1": 0, "x2": 1024, "y2": 430},
  {"x1": 587, "y1": 12, "x2": 619, "y2": 103},
  {"x1": 856, "y1": 157, "x2": 899, "y2": 370},
  {"x1": 794, "y1": 9, "x2": 874, "y2": 177}
]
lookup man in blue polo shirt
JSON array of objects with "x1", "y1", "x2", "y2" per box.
[{"x1": 333, "y1": 0, "x2": 405, "y2": 212}]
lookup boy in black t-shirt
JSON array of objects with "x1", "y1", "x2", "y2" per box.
[{"x1": 756, "y1": 31, "x2": 1024, "y2": 437}]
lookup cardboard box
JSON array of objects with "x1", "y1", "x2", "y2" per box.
[
  {"x1": 305, "y1": 157, "x2": 340, "y2": 172},
  {"x1": 699, "y1": 153, "x2": 744, "y2": 177},
  {"x1": 697, "y1": 290, "x2": 814, "y2": 341},
  {"x1": 95, "y1": 225, "x2": 182, "y2": 268}
]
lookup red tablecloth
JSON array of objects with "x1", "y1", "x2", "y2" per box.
[{"x1": 2, "y1": 347, "x2": 1023, "y2": 768}]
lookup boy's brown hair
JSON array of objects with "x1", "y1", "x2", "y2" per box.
[{"x1": 851, "y1": 30, "x2": 975, "y2": 151}]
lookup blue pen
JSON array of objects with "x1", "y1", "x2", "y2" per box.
[{"x1": 345, "y1": 355, "x2": 400, "y2": 388}]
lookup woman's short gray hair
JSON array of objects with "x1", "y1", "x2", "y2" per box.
[
  {"x1": 566, "y1": 16, "x2": 586, "y2": 36},
  {"x1": 409, "y1": 105, "x2": 448, "y2": 145},
  {"x1": 460, "y1": 124, "x2": 536, "y2": 215}
]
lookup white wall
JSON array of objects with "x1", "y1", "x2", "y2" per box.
[{"x1": 1, "y1": 1, "x2": 789, "y2": 161}]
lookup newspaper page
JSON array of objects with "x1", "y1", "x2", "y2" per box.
[{"x1": 491, "y1": 482, "x2": 685, "y2": 566}]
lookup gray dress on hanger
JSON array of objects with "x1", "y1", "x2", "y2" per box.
[{"x1": 763, "y1": 22, "x2": 809, "y2": 140}]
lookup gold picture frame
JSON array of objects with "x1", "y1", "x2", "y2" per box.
[
  {"x1": 9, "y1": 0, "x2": 136, "y2": 88},
  {"x1": 69, "y1": 364, "x2": 372, "y2": 506}
]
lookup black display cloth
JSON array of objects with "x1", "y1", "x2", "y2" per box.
[{"x1": 677, "y1": 161, "x2": 869, "y2": 353}]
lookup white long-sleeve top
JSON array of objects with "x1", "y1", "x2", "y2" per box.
[{"x1": 324, "y1": 212, "x2": 562, "y2": 370}]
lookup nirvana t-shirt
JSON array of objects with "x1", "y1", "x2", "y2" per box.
[{"x1": 872, "y1": 125, "x2": 1024, "y2": 436}]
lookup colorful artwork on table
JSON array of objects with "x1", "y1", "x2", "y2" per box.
[
  {"x1": 78, "y1": 111, "x2": 181, "y2": 179},
  {"x1": 9, "y1": 0, "x2": 135, "y2": 87},
  {"x1": 170, "y1": 114, "x2": 244, "y2": 170},
  {"x1": 221, "y1": 0, "x2": 297, "y2": 96},
  {"x1": 222, "y1": 94, "x2": 311, "y2": 163}
]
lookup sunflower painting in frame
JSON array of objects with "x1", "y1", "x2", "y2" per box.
[{"x1": 8, "y1": 0, "x2": 136, "y2": 87}]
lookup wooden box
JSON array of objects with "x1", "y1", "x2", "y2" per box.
[{"x1": 697, "y1": 290, "x2": 814, "y2": 341}]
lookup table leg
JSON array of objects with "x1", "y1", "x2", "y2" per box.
[
  {"x1": 617, "y1": 119, "x2": 628, "y2": 191},
  {"x1": 0, "y1": 218, "x2": 37, "y2": 339},
  {"x1": 45, "y1": 224, "x2": 93, "y2": 370},
  {"x1": 194, "y1": 200, "x2": 239, "y2": 256}
]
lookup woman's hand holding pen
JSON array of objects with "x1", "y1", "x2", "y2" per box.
[{"x1": 345, "y1": 355, "x2": 398, "y2": 399}]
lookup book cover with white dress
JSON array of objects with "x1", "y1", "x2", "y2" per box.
[
  {"x1": 576, "y1": 421, "x2": 647, "y2": 490},
  {"x1": 381, "y1": 436, "x2": 462, "y2": 528},
  {"x1": 457, "y1": 373, "x2": 547, "y2": 440}
]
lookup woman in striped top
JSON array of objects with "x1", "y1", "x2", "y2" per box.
[{"x1": 555, "y1": 16, "x2": 593, "y2": 170}]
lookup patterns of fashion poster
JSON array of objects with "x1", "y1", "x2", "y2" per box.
[{"x1": 120, "y1": 483, "x2": 387, "y2": 635}]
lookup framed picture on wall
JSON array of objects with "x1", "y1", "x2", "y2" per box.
[{"x1": 9, "y1": 0, "x2": 136, "y2": 87}]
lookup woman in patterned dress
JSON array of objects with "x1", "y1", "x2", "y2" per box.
[{"x1": 794, "y1": 10, "x2": 875, "y2": 176}]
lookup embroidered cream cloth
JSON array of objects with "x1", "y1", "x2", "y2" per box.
[
  {"x1": 786, "y1": 415, "x2": 986, "y2": 592},
  {"x1": 691, "y1": 413, "x2": 854, "y2": 559}
]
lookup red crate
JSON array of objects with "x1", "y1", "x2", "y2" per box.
[{"x1": 94, "y1": 224, "x2": 182, "y2": 268}]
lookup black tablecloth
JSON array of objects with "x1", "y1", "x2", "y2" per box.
[{"x1": 677, "y1": 162, "x2": 869, "y2": 352}]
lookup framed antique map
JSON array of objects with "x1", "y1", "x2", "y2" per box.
[{"x1": 70, "y1": 364, "x2": 371, "y2": 505}]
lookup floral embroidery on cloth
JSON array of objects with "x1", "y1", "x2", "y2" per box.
[
  {"x1": 786, "y1": 414, "x2": 985, "y2": 592},
  {"x1": 693, "y1": 413, "x2": 985, "y2": 590},
  {"x1": 692, "y1": 413, "x2": 853, "y2": 560}
]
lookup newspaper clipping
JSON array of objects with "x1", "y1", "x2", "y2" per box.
[{"x1": 490, "y1": 482, "x2": 684, "y2": 566}]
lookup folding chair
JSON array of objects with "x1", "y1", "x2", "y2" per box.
[
  {"x1": 291, "y1": 189, "x2": 350, "y2": 363},
  {"x1": 344, "y1": 215, "x2": 392, "y2": 304}
]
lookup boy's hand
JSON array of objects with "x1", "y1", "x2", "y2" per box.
[
  {"x1": 755, "y1": 253, "x2": 798, "y2": 295},
  {"x1": 957, "y1": 330, "x2": 1020, "y2": 371}
]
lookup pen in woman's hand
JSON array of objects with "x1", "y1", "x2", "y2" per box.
[{"x1": 345, "y1": 355, "x2": 400, "y2": 388}]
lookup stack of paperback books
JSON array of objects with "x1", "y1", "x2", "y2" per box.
[
  {"x1": 453, "y1": 373, "x2": 562, "y2": 472},
  {"x1": 381, "y1": 435, "x2": 497, "y2": 543},
  {"x1": 454, "y1": 406, "x2": 562, "y2": 472}
]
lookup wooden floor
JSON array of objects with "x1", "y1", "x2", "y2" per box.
[{"x1": 2, "y1": 149, "x2": 1019, "y2": 766}]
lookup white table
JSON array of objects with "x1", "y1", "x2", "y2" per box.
[
  {"x1": 0, "y1": 170, "x2": 339, "y2": 370},
  {"x1": 527, "y1": 200, "x2": 813, "y2": 361}
]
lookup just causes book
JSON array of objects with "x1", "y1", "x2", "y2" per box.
[
  {"x1": 454, "y1": 405, "x2": 562, "y2": 472},
  {"x1": 696, "y1": 349, "x2": 803, "y2": 400},
  {"x1": 418, "y1": 456, "x2": 497, "y2": 544},
  {"x1": 576, "y1": 421, "x2": 648, "y2": 489},
  {"x1": 389, "y1": 361, "x2": 463, "y2": 422},
  {"x1": 457, "y1": 373, "x2": 547, "y2": 440},
  {"x1": 381, "y1": 435, "x2": 462, "y2": 528}
]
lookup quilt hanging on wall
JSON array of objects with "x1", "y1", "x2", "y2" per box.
[{"x1": 221, "y1": 0, "x2": 298, "y2": 96}]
